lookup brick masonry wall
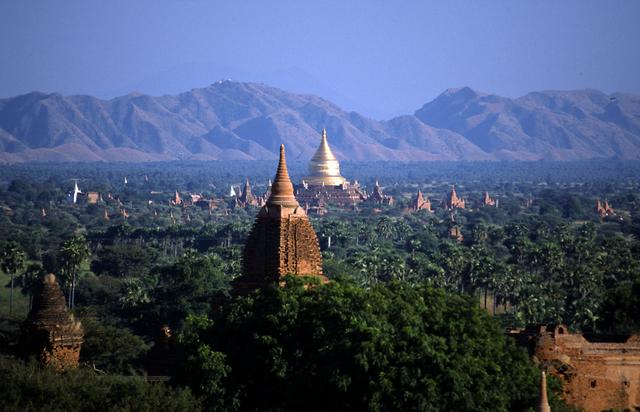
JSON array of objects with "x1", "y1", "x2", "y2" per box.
[{"x1": 512, "y1": 325, "x2": 640, "y2": 411}]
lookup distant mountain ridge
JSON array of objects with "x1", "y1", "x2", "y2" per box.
[{"x1": 0, "y1": 81, "x2": 639, "y2": 162}]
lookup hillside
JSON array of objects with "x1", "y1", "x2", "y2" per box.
[{"x1": 0, "y1": 81, "x2": 638, "y2": 162}]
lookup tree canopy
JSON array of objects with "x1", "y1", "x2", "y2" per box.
[{"x1": 179, "y1": 279, "x2": 539, "y2": 412}]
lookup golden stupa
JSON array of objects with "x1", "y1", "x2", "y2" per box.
[{"x1": 305, "y1": 129, "x2": 346, "y2": 186}]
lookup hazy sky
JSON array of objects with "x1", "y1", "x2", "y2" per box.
[{"x1": 1, "y1": 1, "x2": 639, "y2": 119}]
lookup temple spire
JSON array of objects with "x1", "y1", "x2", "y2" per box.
[
  {"x1": 267, "y1": 145, "x2": 299, "y2": 207},
  {"x1": 237, "y1": 144, "x2": 325, "y2": 293},
  {"x1": 537, "y1": 371, "x2": 551, "y2": 412},
  {"x1": 305, "y1": 129, "x2": 346, "y2": 186}
]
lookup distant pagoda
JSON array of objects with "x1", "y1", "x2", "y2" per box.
[
  {"x1": 410, "y1": 189, "x2": 432, "y2": 212},
  {"x1": 305, "y1": 128, "x2": 346, "y2": 186},
  {"x1": 443, "y1": 185, "x2": 466, "y2": 210},
  {"x1": 296, "y1": 128, "x2": 366, "y2": 208},
  {"x1": 482, "y1": 191, "x2": 496, "y2": 207},
  {"x1": 595, "y1": 199, "x2": 614, "y2": 217},
  {"x1": 20, "y1": 274, "x2": 84, "y2": 370},
  {"x1": 234, "y1": 145, "x2": 327, "y2": 294},
  {"x1": 365, "y1": 180, "x2": 394, "y2": 206}
]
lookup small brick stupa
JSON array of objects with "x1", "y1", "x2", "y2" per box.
[
  {"x1": 235, "y1": 144, "x2": 326, "y2": 294},
  {"x1": 20, "y1": 274, "x2": 83, "y2": 370}
]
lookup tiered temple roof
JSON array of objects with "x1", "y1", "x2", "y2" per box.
[
  {"x1": 20, "y1": 274, "x2": 83, "y2": 370},
  {"x1": 366, "y1": 180, "x2": 394, "y2": 206},
  {"x1": 410, "y1": 190, "x2": 432, "y2": 212},
  {"x1": 296, "y1": 129, "x2": 365, "y2": 207},
  {"x1": 235, "y1": 145, "x2": 327, "y2": 294},
  {"x1": 443, "y1": 185, "x2": 466, "y2": 210},
  {"x1": 235, "y1": 178, "x2": 261, "y2": 208}
]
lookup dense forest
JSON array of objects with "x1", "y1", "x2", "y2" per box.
[{"x1": 1, "y1": 160, "x2": 639, "y2": 411}]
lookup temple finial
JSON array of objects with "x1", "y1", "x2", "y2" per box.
[
  {"x1": 322, "y1": 128, "x2": 327, "y2": 140},
  {"x1": 537, "y1": 371, "x2": 551, "y2": 412},
  {"x1": 267, "y1": 144, "x2": 298, "y2": 207}
]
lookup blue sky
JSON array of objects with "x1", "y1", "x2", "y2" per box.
[{"x1": 1, "y1": 0, "x2": 639, "y2": 119}]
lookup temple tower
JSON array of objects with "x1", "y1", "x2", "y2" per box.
[
  {"x1": 411, "y1": 190, "x2": 432, "y2": 212},
  {"x1": 236, "y1": 145, "x2": 326, "y2": 293},
  {"x1": 444, "y1": 185, "x2": 466, "y2": 210},
  {"x1": 236, "y1": 178, "x2": 260, "y2": 208},
  {"x1": 482, "y1": 191, "x2": 496, "y2": 207},
  {"x1": 20, "y1": 274, "x2": 83, "y2": 370},
  {"x1": 305, "y1": 129, "x2": 346, "y2": 186}
]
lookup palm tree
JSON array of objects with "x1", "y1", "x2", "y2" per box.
[
  {"x1": 1, "y1": 241, "x2": 26, "y2": 315},
  {"x1": 21, "y1": 263, "x2": 45, "y2": 311},
  {"x1": 376, "y1": 216, "x2": 397, "y2": 241},
  {"x1": 60, "y1": 235, "x2": 90, "y2": 309}
]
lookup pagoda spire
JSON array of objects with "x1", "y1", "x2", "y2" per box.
[
  {"x1": 236, "y1": 144, "x2": 326, "y2": 293},
  {"x1": 267, "y1": 145, "x2": 299, "y2": 208},
  {"x1": 537, "y1": 371, "x2": 551, "y2": 412},
  {"x1": 305, "y1": 128, "x2": 346, "y2": 186}
]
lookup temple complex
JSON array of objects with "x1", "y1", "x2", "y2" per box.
[
  {"x1": 410, "y1": 189, "x2": 432, "y2": 212},
  {"x1": 234, "y1": 179, "x2": 262, "y2": 208},
  {"x1": 482, "y1": 191, "x2": 496, "y2": 207},
  {"x1": 234, "y1": 145, "x2": 327, "y2": 294},
  {"x1": 295, "y1": 129, "x2": 366, "y2": 208},
  {"x1": 442, "y1": 185, "x2": 466, "y2": 210},
  {"x1": 20, "y1": 274, "x2": 84, "y2": 370},
  {"x1": 510, "y1": 324, "x2": 640, "y2": 412},
  {"x1": 365, "y1": 181, "x2": 394, "y2": 206},
  {"x1": 596, "y1": 199, "x2": 615, "y2": 217}
]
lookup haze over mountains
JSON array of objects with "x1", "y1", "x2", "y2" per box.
[{"x1": 0, "y1": 81, "x2": 639, "y2": 163}]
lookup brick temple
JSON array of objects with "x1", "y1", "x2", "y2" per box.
[
  {"x1": 443, "y1": 185, "x2": 466, "y2": 210},
  {"x1": 482, "y1": 191, "x2": 496, "y2": 207},
  {"x1": 20, "y1": 274, "x2": 84, "y2": 370},
  {"x1": 365, "y1": 180, "x2": 394, "y2": 206},
  {"x1": 595, "y1": 199, "x2": 614, "y2": 217},
  {"x1": 510, "y1": 324, "x2": 640, "y2": 412},
  {"x1": 234, "y1": 144, "x2": 327, "y2": 294},
  {"x1": 409, "y1": 189, "x2": 432, "y2": 212}
]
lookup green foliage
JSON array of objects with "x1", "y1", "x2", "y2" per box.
[
  {"x1": 129, "y1": 249, "x2": 232, "y2": 333},
  {"x1": 91, "y1": 245, "x2": 157, "y2": 278},
  {"x1": 1, "y1": 240, "x2": 26, "y2": 315},
  {"x1": 179, "y1": 279, "x2": 538, "y2": 411},
  {"x1": 59, "y1": 234, "x2": 90, "y2": 309},
  {"x1": 0, "y1": 355, "x2": 202, "y2": 412},
  {"x1": 2, "y1": 161, "x2": 640, "y2": 410},
  {"x1": 79, "y1": 317, "x2": 149, "y2": 374},
  {"x1": 598, "y1": 274, "x2": 640, "y2": 334}
]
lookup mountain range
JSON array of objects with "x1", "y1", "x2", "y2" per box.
[{"x1": 1, "y1": 81, "x2": 639, "y2": 162}]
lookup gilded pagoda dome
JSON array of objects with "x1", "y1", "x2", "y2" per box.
[{"x1": 305, "y1": 129, "x2": 346, "y2": 186}]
